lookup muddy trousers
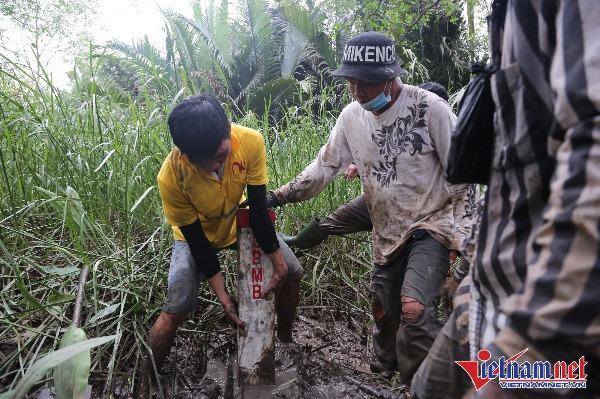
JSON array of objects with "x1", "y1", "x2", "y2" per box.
[
  {"x1": 371, "y1": 231, "x2": 449, "y2": 383},
  {"x1": 318, "y1": 194, "x2": 372, "y2": 234},
  {"x1": 411, "y1": 274, "x2": 472, "y2": 399}
]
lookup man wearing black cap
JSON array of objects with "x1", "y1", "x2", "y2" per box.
[{"x1": 267, "y1": 31, "x2": 476, "y2": 382}]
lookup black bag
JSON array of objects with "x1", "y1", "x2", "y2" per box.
[
  {"x1": 446, "y1": 63, "x2": 497, "y2": 185},
  {"x1": 446, "y1": 0, "x2": 507, "y2": 185}
]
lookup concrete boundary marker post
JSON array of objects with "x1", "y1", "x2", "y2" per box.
[{"x1": 236, "y1": 208, "x2": 276, "y2": 386}]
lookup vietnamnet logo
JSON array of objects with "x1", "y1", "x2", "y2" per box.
[{"x1": 456, "y1": 348, "x2": 588, "y2": 390}]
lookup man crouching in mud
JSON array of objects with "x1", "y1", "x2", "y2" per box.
[
  {"x1": 135, "y1": 95, "x2": 304, "y2": 397},
  {"x1": 266, "y1": 31, "x2": 476, "y2": 383}
]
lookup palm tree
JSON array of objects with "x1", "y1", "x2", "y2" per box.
[
  {"x1": 98, "y1": 0, "x2": 340, "y2": 119},
  {"x1": 102, "y1": 36, "x2": 178, "y2": 99},
  {"x1": 162, "y1": 0, "x2": 312, "y2": 116}
]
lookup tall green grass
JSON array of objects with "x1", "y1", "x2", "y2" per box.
[{"x1": 0, "y1": 54, "x2": 372, "y2": 396}]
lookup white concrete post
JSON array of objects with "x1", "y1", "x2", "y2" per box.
[{"x1": 236, "y1": 208, "x2": 276, "y2": 386}]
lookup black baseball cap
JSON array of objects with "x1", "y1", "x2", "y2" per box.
[{"x1": 333, "y1": 31, "x2": 407, "y2": 83}]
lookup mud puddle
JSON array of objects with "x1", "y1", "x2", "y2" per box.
[
  {"x1": 86, "y1": 312, "x2": 409, "y2": 398},
  {"x1": 203, "y1": 342, "x2": 299, "y2": 399},
  {"x1": 161, "y1": 313, "x2": 408, "y2": 398}
]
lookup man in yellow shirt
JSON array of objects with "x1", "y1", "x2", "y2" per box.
[{"x1": 136, "y1": 95, "x2": 304, "y2": 397}]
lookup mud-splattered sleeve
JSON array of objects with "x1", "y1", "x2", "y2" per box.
[{"x1": 273, "y1": 114, "x2": 354, "y2": 205}]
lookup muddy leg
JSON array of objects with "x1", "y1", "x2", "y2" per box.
[
  {"x1": 274, "y1": 235, "x2": 304, "y2": 343},
  {"x1": 370, "y1": 259, "x2": 403, "y2": 372},
  {"x1": 135, "y1": 312, "x2": 187, "y2": 398},
  {"x1": 370, "y1": 289, "x2": 401, "y2": 371},
  {"x1": 275, "y1": 275, "x2": 302, "y2": 342},
  {"x1": 396, "y1": 234, "x2": 449, "y2": 383}
]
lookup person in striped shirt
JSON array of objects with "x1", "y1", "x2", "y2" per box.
[{"x1": 466, "y1": 1, "x2": 600, "y2": 397}]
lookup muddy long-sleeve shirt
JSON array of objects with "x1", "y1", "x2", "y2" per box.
[
  {"x1": 472, "y1": 0, "x2": 600, "y2": 390},
  {"x1": 274, "y1": 85, "x2": 476, "y2": 265}
]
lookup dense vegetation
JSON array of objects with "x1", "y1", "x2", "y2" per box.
[{"x1": 0, "y1": 0, "x2": 488, "y2": 396}]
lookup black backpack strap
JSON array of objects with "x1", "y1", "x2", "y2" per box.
[{"x1": 488, "y1": 0, "x2": 509, "y2": 66}]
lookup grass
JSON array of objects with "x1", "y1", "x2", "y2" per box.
[{"x1": 0, "y1": 54, "x2": 373, "y2": 395}]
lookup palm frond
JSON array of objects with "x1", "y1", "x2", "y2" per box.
[
  {"x1": 235, "y1": 0, "x2": 279, "y2": 81},
  {"x1": 273, "y1": 1, "x2": 336, "y2": 79},
  {"x1": 246, "y1": 76, "x2": 300, "y2": 115},
  {"x1": 103, "y1": 36, "x2": 175, "y2": 95},
  {"x1": 280, "y1": 28, "x2": 313, "y2": 77},
  {"x1": 161, "y1": 11, "x2": 203, "y2": 76}
]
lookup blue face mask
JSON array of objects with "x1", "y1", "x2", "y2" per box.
[
  {"x1": 360, "y1": 80, "x2": 393, "y2": 112},
  {"x1": 360, "y1": 92, "x2": 391, "y2": 111}
]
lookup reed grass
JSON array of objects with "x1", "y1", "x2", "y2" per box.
[{"x1": 0, "y1": 52, "x2": 373, "y2": 395}]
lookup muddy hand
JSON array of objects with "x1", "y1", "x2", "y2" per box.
[
  {"x1": 262, "y1": 249, "x2": 288, "y2": 298},
  {"x1": 206, "y1": 272, "x2": 245, "y2": 327},
  {"x1": 240, "y1": 192, "x2": 279, "y2": 209},
  {"x1": 220, "y1": 295, "x2": 245, "y2": 328},
  {"x1": 266, "y1": 192, "x2": 280, "y2": 208},
  {"x1": 344, "y1": 163, "x2": 359, "y2": 182}
]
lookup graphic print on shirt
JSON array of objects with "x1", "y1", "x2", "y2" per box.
[
  {"x1": 463, "y1": 184, "x2": 478, "y2": 220},
  {"x1": 371, "y1": 91, "x2": 429, "y2": 187}
]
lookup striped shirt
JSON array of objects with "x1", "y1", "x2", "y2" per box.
[{"x1": 472, "y1": 0, "x2": 600, "y2": 389}]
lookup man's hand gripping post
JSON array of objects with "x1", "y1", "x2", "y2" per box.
[{"x1": 261, "y1": 249, "x2": 288, "y2": 298}]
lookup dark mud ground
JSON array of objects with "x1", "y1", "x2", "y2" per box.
[{"x1": 95, "y1": 311, "x2": 409, "y2": 399}]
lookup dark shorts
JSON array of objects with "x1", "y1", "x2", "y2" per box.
[{"x1": 162, "y1": 234, "x2": 303, "y2": 313}]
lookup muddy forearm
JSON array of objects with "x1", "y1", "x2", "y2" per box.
[{"x1": 273, "y1": 158, "x2": 340, "y2": 205}]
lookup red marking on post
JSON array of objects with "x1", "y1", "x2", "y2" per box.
[
  {"x1": 252, "y1": 252, "x2": 261, "y2": 264},
  {"x1": 252, "y1": 268, "x2": 263, "y2": 283},
  {"x1": 250, "y1": 236, "x2": 263, "y2": 300}
]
